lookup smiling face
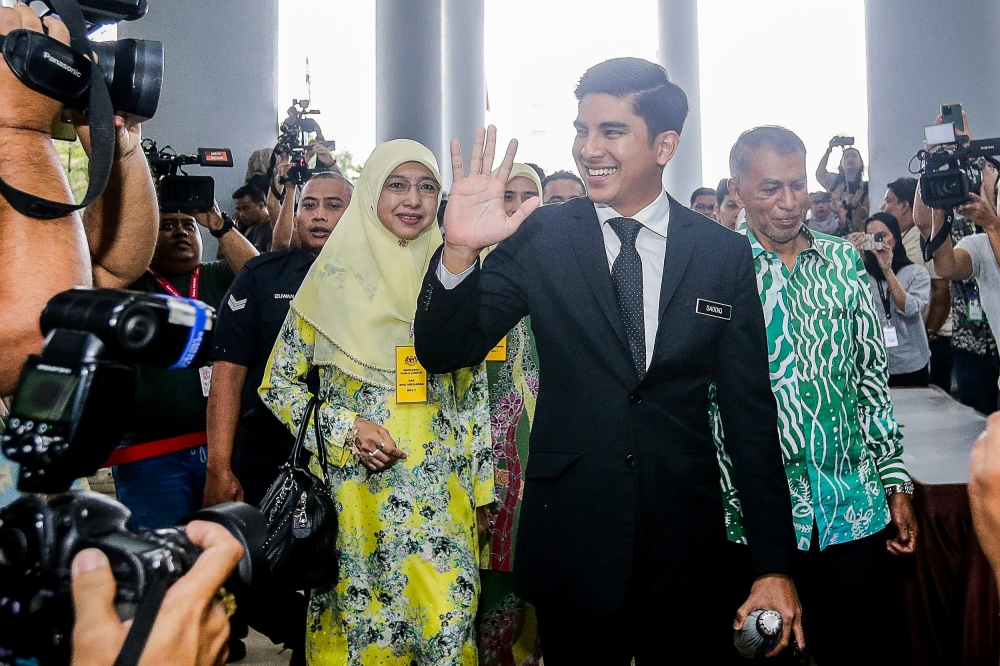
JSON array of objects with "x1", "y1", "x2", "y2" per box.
[
  {"x1": 296, "y1": 177, "x2": 352, "y2": 254},
  {"x1": 152, "y1": 212, "x2": 202, "y2": 274},
  {"x1": 730, "y1": 147, "x2": 809, "y2": 247},
  {"x1": 375, "y1": 161, "x2": 440, "y2": 241},
  {"x1": 572, "y1": 93, "x2": 678, "y2": 216},
  {"x1": 503, "y1": 176, "x2": 540, "y2": 216}
]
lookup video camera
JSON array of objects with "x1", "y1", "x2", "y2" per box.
[
  {"x1": 0, "y1": 0, "x2": 163, "y2": 219},
  {"x1": 271, "y1": 99, "x2": 335, "y2": 188},
  {"x1": 916, "y1": 123, "x2": 1000, "y2": 209},
  {"x1": 143, "y1": 139, "x2": 234, "y2": 212},
  {"x1": 1, "y1": 287, "x2": 215, "y2": 493}
]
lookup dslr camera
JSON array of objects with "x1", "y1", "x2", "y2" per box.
[
  {"x1": 1, "y1": 287, "x2": 215, "y2": 492},
  {"x1": 271, "y1": 99, "x2": 335, "y2": 187},
  {"x1": 1, "y1": 0, "x2": 162, "y2": 119},
  {"x1": 917, "y1": 123, "x2": 1000, "y2": 209},
  {"x1": 0, "y1": 492, "x2": 264, "y2": 666},
  {"x1": 143, "y1": 139, "x2": 235, "y2": 212}
]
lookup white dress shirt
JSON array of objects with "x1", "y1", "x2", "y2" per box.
[{"x1": 437, "y1": 191, "x2": 671, "y2": 369}]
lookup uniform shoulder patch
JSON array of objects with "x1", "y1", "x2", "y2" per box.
[{"x1": 228, "y1": 294, "x2": 247, "y2": 311}]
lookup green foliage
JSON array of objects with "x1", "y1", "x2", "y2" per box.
[
  {"x1": 333, "y1": 150, "x2": 363, "y2": 182},
  {"x1": 53, "y1": 139, "x2": 89, "y2": 203}
]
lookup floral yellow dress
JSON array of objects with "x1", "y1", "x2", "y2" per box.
[{"x1": 260, "y1": 311, "x2": 494, "y2": 666}]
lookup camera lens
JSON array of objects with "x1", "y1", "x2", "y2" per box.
[
  {"x1": 119, "y1": 307, "x2": 158, "y2": 351},
  {"x1": 91, "y1": 39, "x2": 163, "y2": 119}
]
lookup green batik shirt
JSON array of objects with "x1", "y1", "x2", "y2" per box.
[{"x1": 713, "y1": 226, "x2": 910, "y2": 550}]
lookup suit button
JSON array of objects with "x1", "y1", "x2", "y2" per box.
[
  {"x1": 625, "y1": 454, "x2": 635, "y2": 468},
  {"x1": 630, "y1": 394, "x2": 643, "y2": 405}
]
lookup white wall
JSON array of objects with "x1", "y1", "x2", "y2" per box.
[
  {"x1": 866, "y1": 0, "x2": 1000, "y2": 199},
  {"x1": 119, "y1": 0, "x2": 279, "y2": 256}
]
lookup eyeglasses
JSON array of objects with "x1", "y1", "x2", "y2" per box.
[
  {"x1": 383, "y1": 178, "x2": 441, "y2": 198},
  {"x1": 692, "y1": 203, "x2": 716, "y2": 213}
]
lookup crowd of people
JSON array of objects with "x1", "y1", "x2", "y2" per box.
[{"x1": 4, "y1": 4, "x2": 1000, "y2": 666}]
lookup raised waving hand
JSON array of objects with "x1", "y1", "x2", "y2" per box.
[{"x1": 441, "y1": 126, "x2": 540, "y2": 273}]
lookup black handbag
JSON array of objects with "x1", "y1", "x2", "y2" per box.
[{"x1": 258, "y1": 396, "x2": 339, "y2": 589}]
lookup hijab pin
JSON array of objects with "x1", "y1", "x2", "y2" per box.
[{"x1": 398, "y1": 239, "x2": 409, "y2": 247}]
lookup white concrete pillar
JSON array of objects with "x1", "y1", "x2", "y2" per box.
[
  {"x1": 376, "y1": 0, "x2": 444, "y2": 170},
  {"x1": 442, "y1": 0, "x2": 485, "y2": 189},
  {"x1": 657, "y1": 0, "x2": 704, "y2": 202}
]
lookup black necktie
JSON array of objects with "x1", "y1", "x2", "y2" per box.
[{"x1": 607, "y1": 217, "x2": 645, "y2": 378}]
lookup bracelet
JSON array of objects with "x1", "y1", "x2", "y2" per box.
[
  {"x1": 209, "y1": 212, "x2": 236, "y2": 238},
  {"x1": 884, "y1": 481, "x2": 915, "y2": 497}
]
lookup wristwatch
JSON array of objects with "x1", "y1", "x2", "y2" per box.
[
  {"x1": 209, "y1": 212, "x2": 236, "y2": 238},
  {"x1": 884, "y1": 481, "x2": 915, "y2": 497}
]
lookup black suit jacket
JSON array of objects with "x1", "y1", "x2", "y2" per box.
[{"x1": 415, "y1": 195, "x2": 795, "y2": 611}]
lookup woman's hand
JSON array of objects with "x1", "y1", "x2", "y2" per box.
[
  {"x1": 351, "y1": 417, "x2": 406, "y2": 473},
  {"x1": 873, "y1": 244, "x2": 893, "y2": 273},
  {"x1": 846, "y1": 232, "x2": 866, "y2": 253}
]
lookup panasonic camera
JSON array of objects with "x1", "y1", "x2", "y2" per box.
[
  {"x1": 0, "y1": 491, "x2": 264, "y2": 666},
  {"x1": 916, "y1": 123, "x2": 1000, "y2": 209},
  {"x1": 143, "y1": 139, "x2": 234, "y2": 212},
  {"x1": 1, "y1": 0, "x2": 162, "y2": 119},
  {"x1": 1, "y1": 287, "x2": 215, "y2": 492}
]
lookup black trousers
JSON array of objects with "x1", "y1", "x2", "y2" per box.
[
  {"x1": 889, "y1": 365, "x2": 930, "y2": 387},
  {"x1": 229, "y1": 426, "x2": 306, "y2": 655},
  {"x1": 928, "y1": 334, "x2": 953, "y2": 393},
  {"x1": 534, "y1": 536, "x2": 747, "y2": 665},
  {"x1": 770, "y1": 525, "x2": 897, "y2": 666}
]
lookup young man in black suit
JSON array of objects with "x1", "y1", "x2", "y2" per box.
[{"x1": 414, "y1": 58, "x2": 802, "y2": 664}]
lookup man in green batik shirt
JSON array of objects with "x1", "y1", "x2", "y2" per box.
[{"x1": 714, "y1": 126, "x2": 917, "y2": 665}]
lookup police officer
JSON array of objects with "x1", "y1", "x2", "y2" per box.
[{"x1": 202, "y1": 171, "x2": 352, "y2": 663}]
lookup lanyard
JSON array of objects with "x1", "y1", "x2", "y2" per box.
[
  {"x1": 876, "y1": 279, "x2": 892, "y2": 321},
  {"x1": 147, "y1": 265, "x2": 201, "y2": 300}
]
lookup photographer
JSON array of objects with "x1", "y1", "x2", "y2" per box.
[
  {"x1": 915, "y1": 111, "x2": 1000, "y2": 414},
  {"x1": 70, "y1": 520, "x2": 243, "y2": 666},
  {"x1": 0, "y1": 4, "x2": 158, "y2": 398},
  {"x1": 110, "y1": 204, "x2": 258, "y2": 531},
  {"x1": 817, "y1": 136, "x2": 870, "y2": 233}
]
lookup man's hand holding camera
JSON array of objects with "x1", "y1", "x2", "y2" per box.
[
  {"x1": 71, "y1": 521, "x2": 243, "y2": 666},
  {"x1": 0, "y1": 3, "x2": 68, "y2": 133}
]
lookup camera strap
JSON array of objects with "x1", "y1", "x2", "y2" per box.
[
  {"x1": 112, "y1": 577, "x2": 171, "y2": 666},
  {"x1": 0, "y1": 0, "x2": 115, "y2": 220},
  {"x1": 922, "y1": 209, "x2": 954, "y2": 262}
]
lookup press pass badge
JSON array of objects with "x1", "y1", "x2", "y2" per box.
[
  {"x1": 883, "y1": 325, "x2": 900, "y2": 349},
  {"x1": 199, "y1": 366, "x2": 213, "y2": 397},
  {"x1": 968, "y1": 294, "x2": 984, "y2": 322},
  {"x1": 396, "y1": 346, "x2": 428, "y2": 403},
  {"x1": 486, "y1": 336, "x2": 508, "y2": 362}
]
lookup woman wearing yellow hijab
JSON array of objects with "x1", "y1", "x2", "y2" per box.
[
  {"x1": 477, "y1": 164, "x2": 543, "y2": 665},
  {"x1": 260, "y1": 139, "x2": 493, "y2": 666}
]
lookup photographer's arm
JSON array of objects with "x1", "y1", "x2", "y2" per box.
[
  {"x1": 926, "y1": 279, "x2": 951, "y2": 334},
  {"x1": 0, "y1": 6, "x2": 91, "y2": 396},
  {"x1": 192, "y1": 203, "x2": 258, "y2": 274},
  {"x1": 270, "y1": 182, "x2": 298, "y2": 252},
  {"x1": 77, "y1": 120, "x2": 159, "y2": 289},
  {"x1": 816, "y1": 142, "x2": 837, "y2": 191},
  {"x1": 913, "y1": 179, "x2": 973, "y2": 280}
]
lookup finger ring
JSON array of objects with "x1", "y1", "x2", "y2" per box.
[
  {"x1": 377, "y1": 441, "x2": 386, "y2": 450},
  {"x1": 368, "y1": 450, "x2": 378, "y2": 459}
]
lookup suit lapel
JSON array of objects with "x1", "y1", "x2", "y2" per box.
[
  {"x1": 657, "y1": 197, "x2": 697, "y2": 321},
  {"x1": 568, "y1": 199, "x2": 630, "y2": 353}
]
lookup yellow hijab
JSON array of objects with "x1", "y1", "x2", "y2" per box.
[
  {"x1": 493, "y1": 162, "x2": 543, "y2": 201},
  {"x1": 291, "y1": 139, "x2": 443, "y2": 389}
]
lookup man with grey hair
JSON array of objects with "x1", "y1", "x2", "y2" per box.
[{"x1": 718, "y1": 125, "x2": 915, "y2": 664}]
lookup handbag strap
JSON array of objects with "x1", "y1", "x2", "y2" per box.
[{"x1": 287, "y1": 395, "x2": 332, "y2": 486}]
